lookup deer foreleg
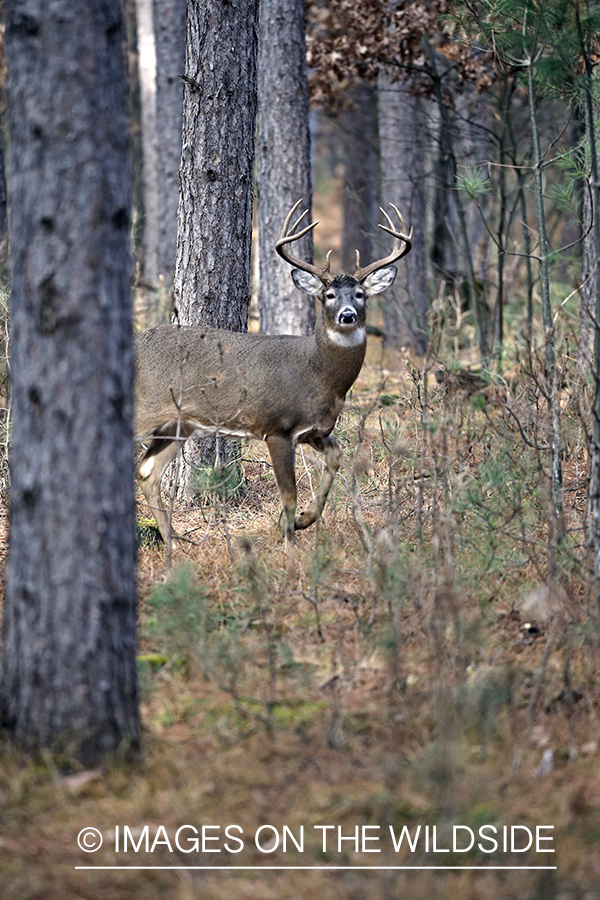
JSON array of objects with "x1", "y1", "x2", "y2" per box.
[{"x1": 294, "y1": 435, "x2": 342, "y2": 531}]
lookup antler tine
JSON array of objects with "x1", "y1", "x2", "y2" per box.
[
  {"x1": 275, "y1": 198, "x2": 334, "y2": 284},
  {"x1": 287, "y1": 211, "x2": 318, "y2": 243},
  {"x1": 282, "y1": 202, "x2": 313, "y2": 241},
  {"x1": 278, "y1": 197, "x2": 304, "y2": 236},
  {"x1": 354, "y1": 202, "x2": 413, "y2": 283},
  {"x1": 379, "y1": 202, "x2": 410, "y2": 239}
]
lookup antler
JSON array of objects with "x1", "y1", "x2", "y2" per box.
[
  {"x1": 275, "y1": 198, "x2": 334, "y2": 286},
  {"x1": 354, "y1": 203, "x2": 413, "y2": 283}
]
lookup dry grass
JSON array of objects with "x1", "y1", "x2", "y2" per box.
[{"x1": 1, "y1": 336, "x2": 600, "y2": 900}]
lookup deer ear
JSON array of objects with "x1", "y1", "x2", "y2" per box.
[
  {"x1": 291, "y1": 269, "x2": 323, "y2": 296},
  {"x1": 362, "y1": 265, "x2": 397, "y2": 295}
]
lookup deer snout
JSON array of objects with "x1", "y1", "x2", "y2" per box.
[{"x1": 338, "y1": 307, "x2": 358, "y2": 326}]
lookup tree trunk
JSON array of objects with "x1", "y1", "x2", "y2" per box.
[
  {"x1": 580, "y1": 145, "x2": 597, "y2": 363},
  {"x1": 171, "y1": 0, "x2": 259, "y2": 502},
  {"x1": 527, "y1": 61, "x2": 565, "y2": 553},
  {"x1": 575, "y1": 4, "x2": 600, "y2": 617},
  {"x1": 153, "y1": 0, "x2": 185, "y2": 297},
  {"x1": 378, "y1": 70, "x2": 428, "y2": 354},
  {"x1": 123, "y1": 0, "x2": 145, "y2": 304},
  {"x1": 0, "y1": 135, "x2": 8, "y2": 271},
  {"x1": 136, "y1": 0, "x2": 160, "y2": 297},
  {"x1": 256, "y1": 0, "x2": 314, "y2": 336},
  {"x1": 458, "y1": 86, "x2": 491, "y2": 293},
  {"x1": 494, "y1": 72, "x2": 512, "y2": 360},
  {"x1": 425, "y1": 38, "x2": 489, "y2": 357},
  {"x1": 1, "y1": 0, "x2": 138, "y2": 763},
  {"x1": 174, "y1": 0, "x2": 258, "y2": 330},
  {"x1": 341, "y1": 83, "x2": 380, "y2": 276}
]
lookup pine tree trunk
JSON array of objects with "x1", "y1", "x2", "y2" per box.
[
  {"x1": 378, "y1": 71, "x2": 428, "y2": 354},
  {"x1": 341, "y1": 83, "x2": 379, "y2": 275},
  {"x1": 0, "y1": 136, "x2": 8, "y2": 263},
  {"x1": 425, "y1": 38, "x2": 489, "y2": 357},
  {"x1": 154, "y1": 0, "x2": 185, "y2": 295},
  {"x1": 580, "y1": 152, "x2": 597, "y2": 363},
  {"x1": 575, "y1": 5, "x2": 600, "y2": 615},
  {"x1": 136, "y1": 0, "x2": 160, "y2": 297},
  {"x1": 527, "y1": 62, "x2": 565, "y2": 552},
  {"x1": 256, "y1": 0, "x2": 314, "y2": 336},
  {"x1": 1, "y1": 0, "x2": 138, "y2": 763},
  {"x1": 174, "y1": 0, "x2": 258, "y2": 330},
  {"x1": 171, "y1": 0, "x2": 258, "y2": 502}
]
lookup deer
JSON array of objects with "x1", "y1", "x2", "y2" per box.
[{"x1": 134, "y1": 200, "x2": 412, "y2": 542}]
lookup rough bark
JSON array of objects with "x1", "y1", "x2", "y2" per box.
[
  {"x1": 341, "y1": 83, "x2": 380, "y2": 276},
  {"x1": 580, "y1": 148, "x2": 597, "y2": 363},
  {"x1": 153, "y1": 0, "x2": 185, "y2": 294},
  {"x1": 0, "y1": 21, "x2": 9, "y2": 269},
  {"x1": 136, "y1": 0, "x2": 160, "y2": 290},
  {"x1": 256, "y1": 0, "x2": 314, "y2": 336},
  {"x1": 171, "y1": 0, "x2": 259, "y2": 500},
  {"x1": 378, "y1": 71, "x2": 428, "y2": 354},
  {"x1": 1, "y1": 0, "x2": 138, "y2": 763},
  {"x1": 0, "y1": 136, "x2": 8, "y2": 270},
  {"x1": 575, "y1": 7, "x2": 600, "y2": 615},
  {"x1": 174, "y1": 0, "x2": 258, "y2": 331}
]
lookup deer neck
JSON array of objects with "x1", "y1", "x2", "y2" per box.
[{"x1": 312, "y1": 314, "x2": 367, "y2": 397}]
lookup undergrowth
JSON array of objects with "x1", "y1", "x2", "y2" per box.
[{"x1": 1, "y1": 309, "x2": 600, "y2": 900}]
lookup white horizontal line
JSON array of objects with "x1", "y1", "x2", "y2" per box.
[{"x1": 75, "y1": 865, "x2": 558, "y2": 871}]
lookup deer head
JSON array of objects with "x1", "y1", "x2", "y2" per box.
[{"x1": 275, "y1": 198, "x2": 413, "y2": 347}]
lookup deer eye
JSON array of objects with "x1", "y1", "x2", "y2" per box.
[
  {"x1": 325, "y1": 290, "x2": 336, "y2": 301},
  {"x1": 355, "y1": 289, "x2": 365, "y2": 300}
]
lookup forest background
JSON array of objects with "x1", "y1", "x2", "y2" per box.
[{"x1": 0, "y1": 1, "x2": 600, "y2": 898}]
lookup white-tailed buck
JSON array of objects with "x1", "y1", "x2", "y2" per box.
[{"x1": 134, "y1": 200, "x2": 412, "y2": 541}]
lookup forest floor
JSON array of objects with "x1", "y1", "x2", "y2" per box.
[{"x1": 1, "y1": 334, "x2": 600, "y2": 900}]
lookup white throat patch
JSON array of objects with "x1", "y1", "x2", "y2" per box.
[{"x1": 326, "y1": 327, "x2": 366, "y2": 347}]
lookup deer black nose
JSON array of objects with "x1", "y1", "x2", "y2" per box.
[{"x1": 339, "y1": 308, "x2": 357, "y2": 325}]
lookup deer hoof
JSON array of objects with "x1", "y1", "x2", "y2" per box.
[{"x1": 294, "y1": 509, "x2": 318, "y2": 530}]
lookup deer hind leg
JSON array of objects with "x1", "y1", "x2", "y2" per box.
[
  {"x1": 136, "y1": 437, "x2": 182, "y2": 543},
  {"x1": 294, "y1": 435, "x2": 342, "y2": 531},
  {"x1": 266, "y1": 433, "x2": 297, "y2": 538}
]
